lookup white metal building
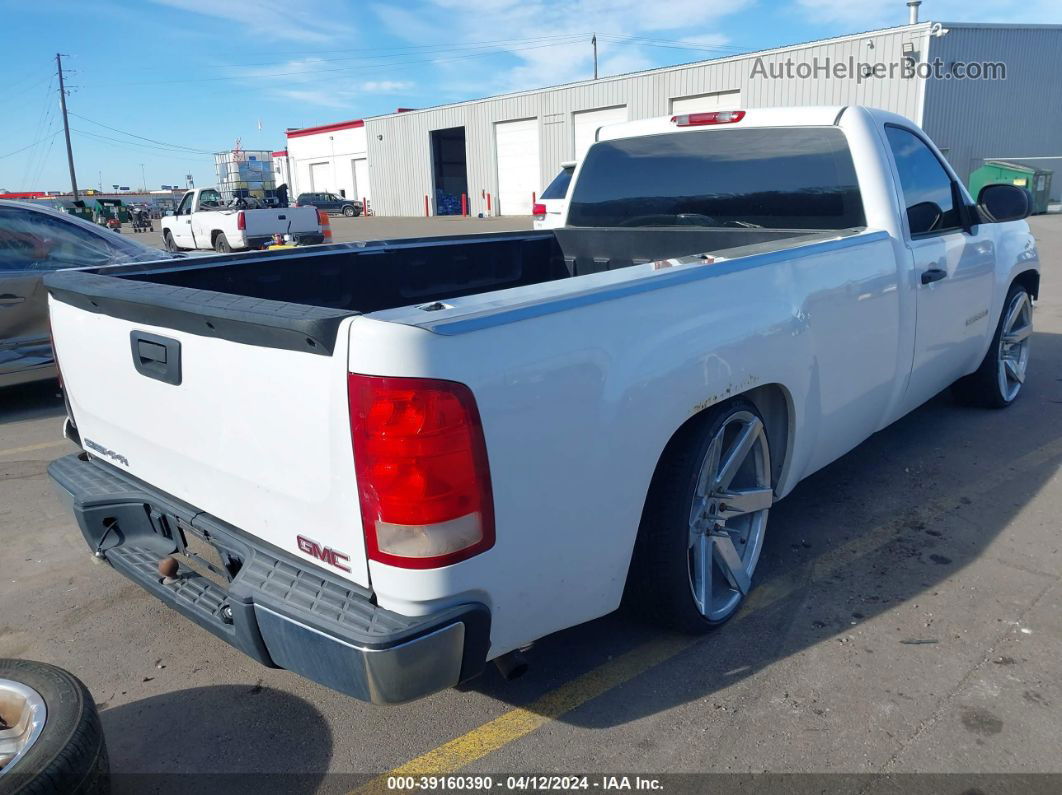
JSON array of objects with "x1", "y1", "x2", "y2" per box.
[
  {"x1": 278, "y1": 120, "x2": 372, "y2": 206},
  {"x1": 282, "y1": 20, "x2": 1062, "y2": 217}
]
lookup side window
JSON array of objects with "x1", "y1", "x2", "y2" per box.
[
  {"x1": 0, "y1": 210, "x2": 119, "y2": 271},
  {"x1": 176, "y1": 193, "x2": 193, "y2": 216},
  {"x1": 199, "y1": 189, "x2": 222, "y2": 208},
  {"x1": 885, "y1": 125, "x2": 961, "y2": 236}
]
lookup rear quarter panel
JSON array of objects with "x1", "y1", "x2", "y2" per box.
[{"x1": 347, "y1": 233, "x2": 898, "y2": 656}]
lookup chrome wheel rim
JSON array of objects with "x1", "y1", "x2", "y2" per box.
[
  {"x1": 998, "y1": 291, "x2": 1032, "y2": 403},
  {"x1": 688, "y1": 411, "x2": 772, "y2": 622},
  {"x1": 0, "y1": 679, "x2": 47, "y2": 776}
]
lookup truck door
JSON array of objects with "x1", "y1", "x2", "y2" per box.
[
  {"x1": 172, "y1": 192, "x2": 196, "y2": 248},
  {"x1": 883, "y1": 125, "x2": 996, "y2": 413}
]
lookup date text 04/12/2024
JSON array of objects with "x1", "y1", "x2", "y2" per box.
[{"x1": 385, "y1": 776, "x2": 664, "y2": 790}]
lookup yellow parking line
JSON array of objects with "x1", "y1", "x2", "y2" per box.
[
  {"x1": 356, "y1": 434, "x2": 1062, "y2": 793},
  {"x1": 0, "y1": 439, "x2": 71, "y2": 458}
]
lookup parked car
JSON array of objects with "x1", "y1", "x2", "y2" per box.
[
  {"x1": 46, "y1": 106, "x2": 1037, "y2": 704},
  {"x1": 532, "y1": 160, "x2": 576, "y2": 229},
  {"x1": 160, "y1": 187, "x2": 324, "y2": 253},
  {"x1": 0, "y1": 200, "x2": 181, "y2": 388},
  {"x1": 295, "y1": 192, "x2": 363, "y2": 217}
]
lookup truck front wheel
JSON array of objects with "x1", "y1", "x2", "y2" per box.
[
  {"x1": 342, "y1": 205, "x2": 356, "y2": 217},
  {"x1": 162, "y1": 231, "x2": 179, "y2": 252},
  {"x1": 628, "y1": 399, "x2": 773, "y2": 633},
  {"x1": 214, "y1": 233, "x2": 232, "y2": 253},
  {"x1": 952, "y1": 283, "x2": 1032, "y2": 408}
]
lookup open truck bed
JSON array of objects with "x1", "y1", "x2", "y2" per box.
[{"x1": 47, "y1": 227, "x2": 837, "y2": 354}]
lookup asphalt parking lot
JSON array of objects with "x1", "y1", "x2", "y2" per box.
[
  {"x1": 2, "y1": 215, "x2": 1061, "y2": 791},
  {"x1": 127, "y1": 213, "x2": 534, "y2": 250}
]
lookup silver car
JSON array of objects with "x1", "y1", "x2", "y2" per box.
[{"x1": 0, "y1": 200, "x2": 178, "y2": 388}]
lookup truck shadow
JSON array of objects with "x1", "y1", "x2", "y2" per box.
[
  {"x1": 99, "y1": 685, "x2": 332, "y2": 794},
  {"x1": 0, "y1": 379, "x2": 65, "y2": 426},
  {"x1": 464, "y1": 328, "x2": 1062, "y2": 729}
]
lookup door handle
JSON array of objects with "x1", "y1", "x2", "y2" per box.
[
  {"x1": 921, "y1": 267, "x2": 948, "y2": 285},
  {"x1": 0, "y1": 294, "x2": 26, "y2": 305}
]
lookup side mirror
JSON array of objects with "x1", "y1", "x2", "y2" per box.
[
  {"x1": 977, "y1": 183, "x2": 1031, "y2": 223},
  {"x1": 907, "y1": 201, "x2": 943, "y2": 235}
]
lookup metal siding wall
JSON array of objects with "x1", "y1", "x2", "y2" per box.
[
  {"x1": 365, "y1": 24, "x2": 945, "y2": 216},
  {"x1": 923, "y1": 26, "x2": 1062, "y2": 187}
]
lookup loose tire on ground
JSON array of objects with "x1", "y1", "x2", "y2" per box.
[
  {"x1": 626, "y1": 398, "x2": 774, "y2": 634},
  {"x1": 952, "y1": 282, "x2": 1032, "y2": 409},
  {"x1": 0, "y1": 659, "x2": 108, "y2": 795}
]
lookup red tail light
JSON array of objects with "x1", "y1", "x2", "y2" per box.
[
  {"x1": 671, "y1": 110, "x2": 746, "y2": 126},
  {"x1": 532, "y1": 203, "x2": 547, "y2": 218},
  {"x1": 349, "y1": 374, "x2": 495, "y2": 568},
  {"x1": 236, "y1": 210, "x2": 246, "y2": 230}
]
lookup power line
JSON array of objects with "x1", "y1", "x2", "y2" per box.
[
  {"x1": 70, "y1": 128, "x2": 212, "y2": 163},
  {"x1": 111, "y1": 36, "x2": 594, "y2": 87},
  {"x1": 600, "y1": 34, "x2": 749, "y2": 54},
  {"x1": 68, "y1": 112, "x2": 215, "y2": 154},
  {"x1": 223, "y1": 31, "x2": 596, "y2": 61},
  {"x1": 0, "y1": 130, "x2": 62, "y2": 161}
]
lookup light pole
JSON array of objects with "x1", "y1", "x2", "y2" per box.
[{"x1": 140, "y1": 163, "x2": 146, "y2": 193}]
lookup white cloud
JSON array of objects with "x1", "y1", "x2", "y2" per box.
[
  {"x1": 150, "y1": 0, "x2": 355, "y2": 43},
  {"x1": 361, "y1": 80, "x2": 415, "y2": 93},
  {"x1": 373, "y1": 0, "x2": 751, "y2": 93},
  {"x1": 233, "y1": 58, "x2": 414, "y2": 108}
]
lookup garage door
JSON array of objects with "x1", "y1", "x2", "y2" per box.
[
  {"x1": 494, "y1": 118, "x2": 540, "y2": 216},
  {"x1": 669, "y1": 90, "x2": 742, "y2": 115},
  {"x1": 351, "y1": 158, "x2": 371, "y2": 203},
  {"x1": 309, "y1": 162, "x2": 331, "y2": 193},
  {"x1": 573, "y1": 105, "x2": 628, "y2": 160}
]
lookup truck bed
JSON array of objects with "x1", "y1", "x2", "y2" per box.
[{"x1": 46, "y1": 227, "x2": 843, "y2": 354}]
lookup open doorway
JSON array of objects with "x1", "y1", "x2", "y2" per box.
[{"x1": 430, "y1": 127, "x2": 468, "y2": 215}]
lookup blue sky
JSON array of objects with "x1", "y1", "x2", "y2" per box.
[{"x1": 1, "y1": 0, "x2": 1058, "y2": 191}]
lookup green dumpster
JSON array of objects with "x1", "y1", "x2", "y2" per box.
[{"x1": 969, "y1": 160, "x2": 1053, "y2": 215}]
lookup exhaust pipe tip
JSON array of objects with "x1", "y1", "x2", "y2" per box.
[{"x1": 493, "y1": 650, "x2": 529, "y2": 681}]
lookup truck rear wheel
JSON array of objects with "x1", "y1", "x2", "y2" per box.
[
  {"x1": 214, "y1": 234, "x2": 232, "y2": 254},
  {"x1": 952, "y1": 283, "x2": 1032, "y2": 408},
  {"x1": 0, "y1": 659, "x2": 109, "y2": 794},
  {"x1": 628, "y1": 399, "x2": 773, "y2": 633}
]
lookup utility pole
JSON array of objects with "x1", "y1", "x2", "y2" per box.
[
  {"x1": 56, "y1": 53, "x2": 78, "y2": 200},
  {"x1": 140, "y1": 163, "x2": 146, "y2": 192},
  {"x1": 592, "y1": 34, "x2": 598, "y2": 79}
]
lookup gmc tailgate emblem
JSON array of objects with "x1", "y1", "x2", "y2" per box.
[{"x1": 296, "y1": 535, "x2": 351, "y2": 573}]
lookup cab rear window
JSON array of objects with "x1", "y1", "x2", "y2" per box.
[{"x1": 566, "y1": 127, "x2": 864, "y2": 230}]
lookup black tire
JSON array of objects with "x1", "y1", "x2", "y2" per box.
[
  {"x1": 0, "y1": 659, "x2": 108, "y2": 795},
  {"x1": 162, "y1": 231, "x2": 179, "y2": 252},
  {"x1": 626, "y1": 398, "x2": 771, "y2": 634},
  {"x1": 214, "y1": 233, "x2": 231, "y2": 254},
  {"x1": 952, "y1": 283, "x2": 1031, "y2": 409},
  {"x1": 342, "y1": 205, "x2": 356, "y2": 217}
]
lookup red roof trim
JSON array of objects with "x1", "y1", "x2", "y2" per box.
[
  {"x1": 286, "y1": 119, "x2": 364, "y2": 138},
  {"x1": 271, "y1": 150, "x2": 288, "y2": 158}
]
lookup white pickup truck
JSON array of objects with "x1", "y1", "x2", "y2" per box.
[
  {"x1": 46, "y1": 106, "x2": 1038, "y2": 704},
  {"x1": 159, "y1": 187, "x2": 324, "y2": 253}
]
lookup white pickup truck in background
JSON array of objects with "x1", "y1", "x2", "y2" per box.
[
  {"x1": 160, "y1": 187, "x2": 324, "y2": 253},
  {"x1": 46, "y1": 106, "x2": 1038, "y2": 704}
]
